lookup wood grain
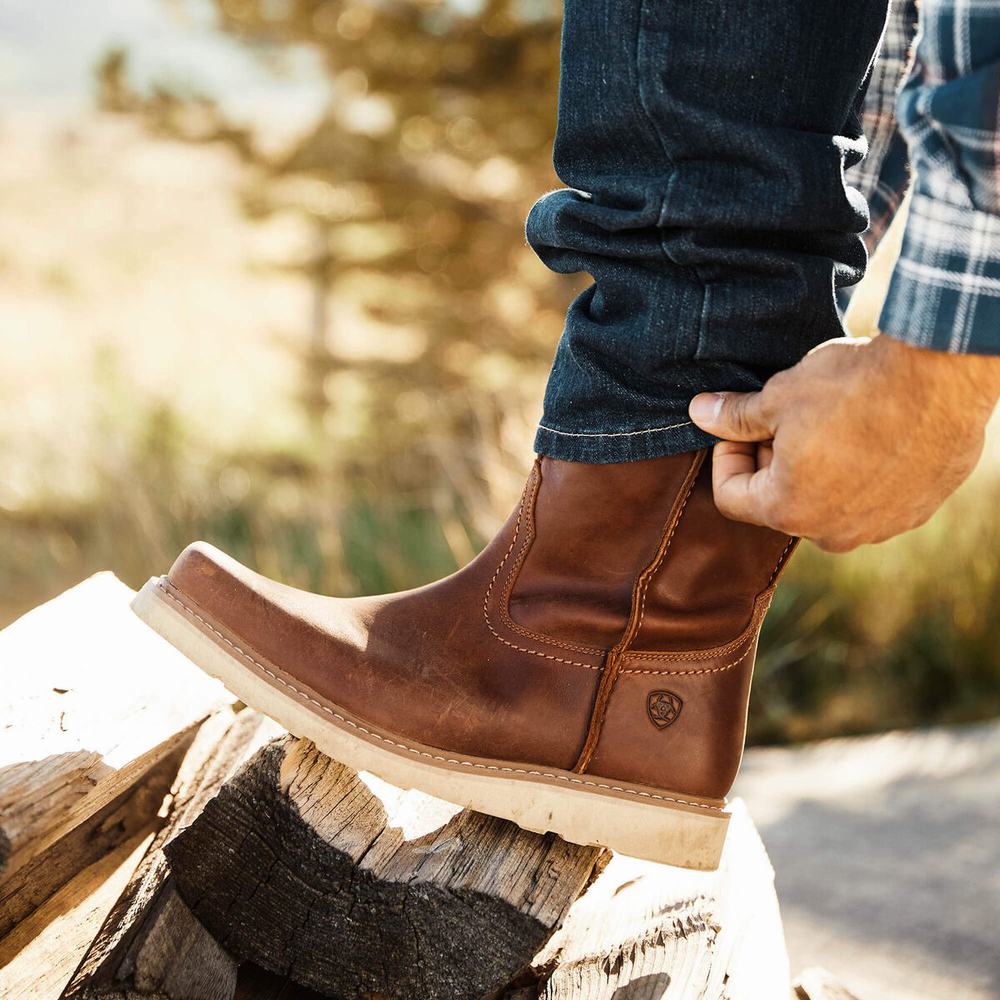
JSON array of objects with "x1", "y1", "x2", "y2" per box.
[
  {"x1": 0, "y1": 748, "x2": 180, "y2": 939},
  {"x1": 166, "y1": 736, "x2": 608, "y2": 1000},
  {"x1": 62, "y1": 708, "x2": 282, "y2": 1000},
  {"x1": 502, "y1": 801, "x2": 789, "y2": 999},
  {"x1": 0, "y1": 833, "x2": 153, "y2": 1000},
  {"x1": 0, "y1": 573, "x2": 232, "y2": 892}
]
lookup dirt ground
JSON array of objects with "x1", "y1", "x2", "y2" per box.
[{"x1": 738, "y1": 722, "x2": 1000, "y2": 1000}]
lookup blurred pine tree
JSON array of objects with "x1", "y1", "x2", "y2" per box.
[{"x1": 96, "y1": 0, "x2": 575, "y2": 516}]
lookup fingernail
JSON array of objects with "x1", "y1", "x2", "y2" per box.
[{"x1": 689, "y1": 392, "x2": 724, "y2": 425}]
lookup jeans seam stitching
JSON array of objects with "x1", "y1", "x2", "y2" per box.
[{"x1": 537, "y1": 420, "x2": 693, "y2": 439}]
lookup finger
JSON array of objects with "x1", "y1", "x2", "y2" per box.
[
  {"x1": 689, "y1": 390, "x2": 774, "y2": 442},
  {"x1": 710, "y1": 440, "x2": 774, "y2": 526}
]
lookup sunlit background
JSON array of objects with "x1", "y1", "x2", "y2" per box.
[{"x1": 2, "y1": 0, "x2": 999, "y2": 752}]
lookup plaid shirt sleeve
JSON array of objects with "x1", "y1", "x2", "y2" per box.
[{"x1": 879, "y1": 0, "x2": 1000, "y2": 355}]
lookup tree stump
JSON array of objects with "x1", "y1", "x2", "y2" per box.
[{"x1": 165, "y1": 735, "x2": 608, "y2": 1000}]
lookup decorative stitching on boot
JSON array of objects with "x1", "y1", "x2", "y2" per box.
[
  {"x1": 496, "y1": 460, "x2": 605, "y2": 656},
  {"x1": 621, "y1": 644, "x2": 755, "y2": 676},
  {"x1": 481, "y1": 461, "x2": 604, "y2": 667},
  {"x1": 622, "y1": 593, "x2": 771, "y2": 663},
  {"x1": 767, "y1": 537, "x2": 798, "y2": 588},
  {"x1": 153, "y1": 580, "x2": 724, "y2": 813},
  {"x1": 572, "y1": 451, "x2": 706, "y2": 774},
  {"x1": 619, "y1": 536, "x2": 795, "y2": 674},
  {"x1": 632, "y1": 471, "x2": 698, "y2": 639}
]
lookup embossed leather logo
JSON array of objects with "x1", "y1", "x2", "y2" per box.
[{"x1": 646, "y1": 690, "x2": 683, "y2": 729}]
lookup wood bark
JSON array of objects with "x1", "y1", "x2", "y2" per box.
[
  {"x1": 165, "y1": 735, "x2": 608, "y2": 1000},
  {"x1": 0, "y1": 572, "x2": 232, "y2": 898},
  {"x1": 62, "y1": 708, "x2": 282, "y2": 1000}
]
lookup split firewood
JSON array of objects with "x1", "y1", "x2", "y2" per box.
[
  {"x1": 165, "y1": 735, "x2": 608, "y2": 1000},
  {"x1": 0, "y1": 748, "x2": 179, "y2": 938},
  {"x1": 62, "y1": 708, "x2": 281, "y2": 1000},
  {"x1": 506, "y1": 800, "x2": 789, "y2": 999},
  {"x1": 0, "y1": 572, "x2": 232, "y2": 915}
]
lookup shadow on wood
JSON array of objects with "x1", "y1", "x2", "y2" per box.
[
  {"x1": 162, "y1": 735, "x2": 789, "y2": 1000},
  {"x1": 62, "y1": 709, "x2": 283, "y2": 1000}
]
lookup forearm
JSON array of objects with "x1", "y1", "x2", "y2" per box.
[{"x1": 878, "y1": 333, "x2": 1000, "y2": 414}]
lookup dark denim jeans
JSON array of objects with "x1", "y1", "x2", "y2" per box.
[{"x1": 528, "y1": 0, "x2": 891, "y2": 463}]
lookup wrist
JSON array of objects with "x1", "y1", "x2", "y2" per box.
[{"x1": 876, "y1": 332, "x2": 1000, "y2": 411}]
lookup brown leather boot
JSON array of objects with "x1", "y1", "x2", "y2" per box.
[{"x1": 133, "y1": 449, "x2": 795, "y2": 869}]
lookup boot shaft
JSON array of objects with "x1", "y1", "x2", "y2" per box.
[
  {"x1": 507, "y1": 450, "x2": 795, "y2": 797},
  {"x1": 509, "y1": 451, "x2": 793, "y2": 654}
]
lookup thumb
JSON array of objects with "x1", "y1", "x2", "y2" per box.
[{"x1": 688, "y1": 390, "x2": 773, "y2": 442}]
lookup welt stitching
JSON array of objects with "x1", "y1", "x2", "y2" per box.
[{"x1": 154, "y1": 581, "x2": 722, "y2": 813}]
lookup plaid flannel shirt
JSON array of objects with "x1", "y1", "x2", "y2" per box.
[{"x1": 846, "y1": 0, "x2": 1000, "y2": 355}]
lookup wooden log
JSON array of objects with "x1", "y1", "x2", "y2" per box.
[
  {"x1": 233, "y1": 965, "x2": 328, "y2": 1000},
  {"x1": 0, "y1": 573, "x2": 232, "y2": 900},
  {"x1": 61, "y1": 707, "x2": 283, "y2": 1000},
  {"x1": 0, "y1": 747, "x2": 180, "y2": 938},
  {"x1": 0, "y1": 833, "x2": 154, "y2": 1000},
  {"x1": 164, "y1": 735, "x2": 609, "y2": 1000},
  {"x1": 508, "y1": 799, "x2": 789, "y2": 999}
]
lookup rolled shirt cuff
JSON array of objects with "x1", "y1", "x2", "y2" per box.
[{"x1": 879, "y1": 192, "x2": 1000, "y2": 355}]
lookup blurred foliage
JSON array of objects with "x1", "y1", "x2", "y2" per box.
[
  {"x1": 2, "y1": 0, "x2": 998, "y2": 746},
  {"x1": 95, "y1": 0, "x2": 573, "y2": 501}
]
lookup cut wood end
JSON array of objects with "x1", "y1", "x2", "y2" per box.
[{"x1": 0, "y1": 573, "x2": 238, "y2": 886}]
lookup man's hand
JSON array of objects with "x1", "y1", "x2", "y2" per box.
[{"x1": 688, "y1": 334, "x2": 1000, "y2": 552}]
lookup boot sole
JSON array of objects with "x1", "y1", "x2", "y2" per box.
[{"x1": 132, "y1": 576, "x2": 730, "y2": 871}]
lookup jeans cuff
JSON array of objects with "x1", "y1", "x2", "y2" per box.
[{"x1": 533, "y1": 420, "x2": 718, "y2": 463}]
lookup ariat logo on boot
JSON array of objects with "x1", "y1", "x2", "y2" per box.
[{"x1": 646, "y1": 690, "x2": 683, "y2": 729}]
